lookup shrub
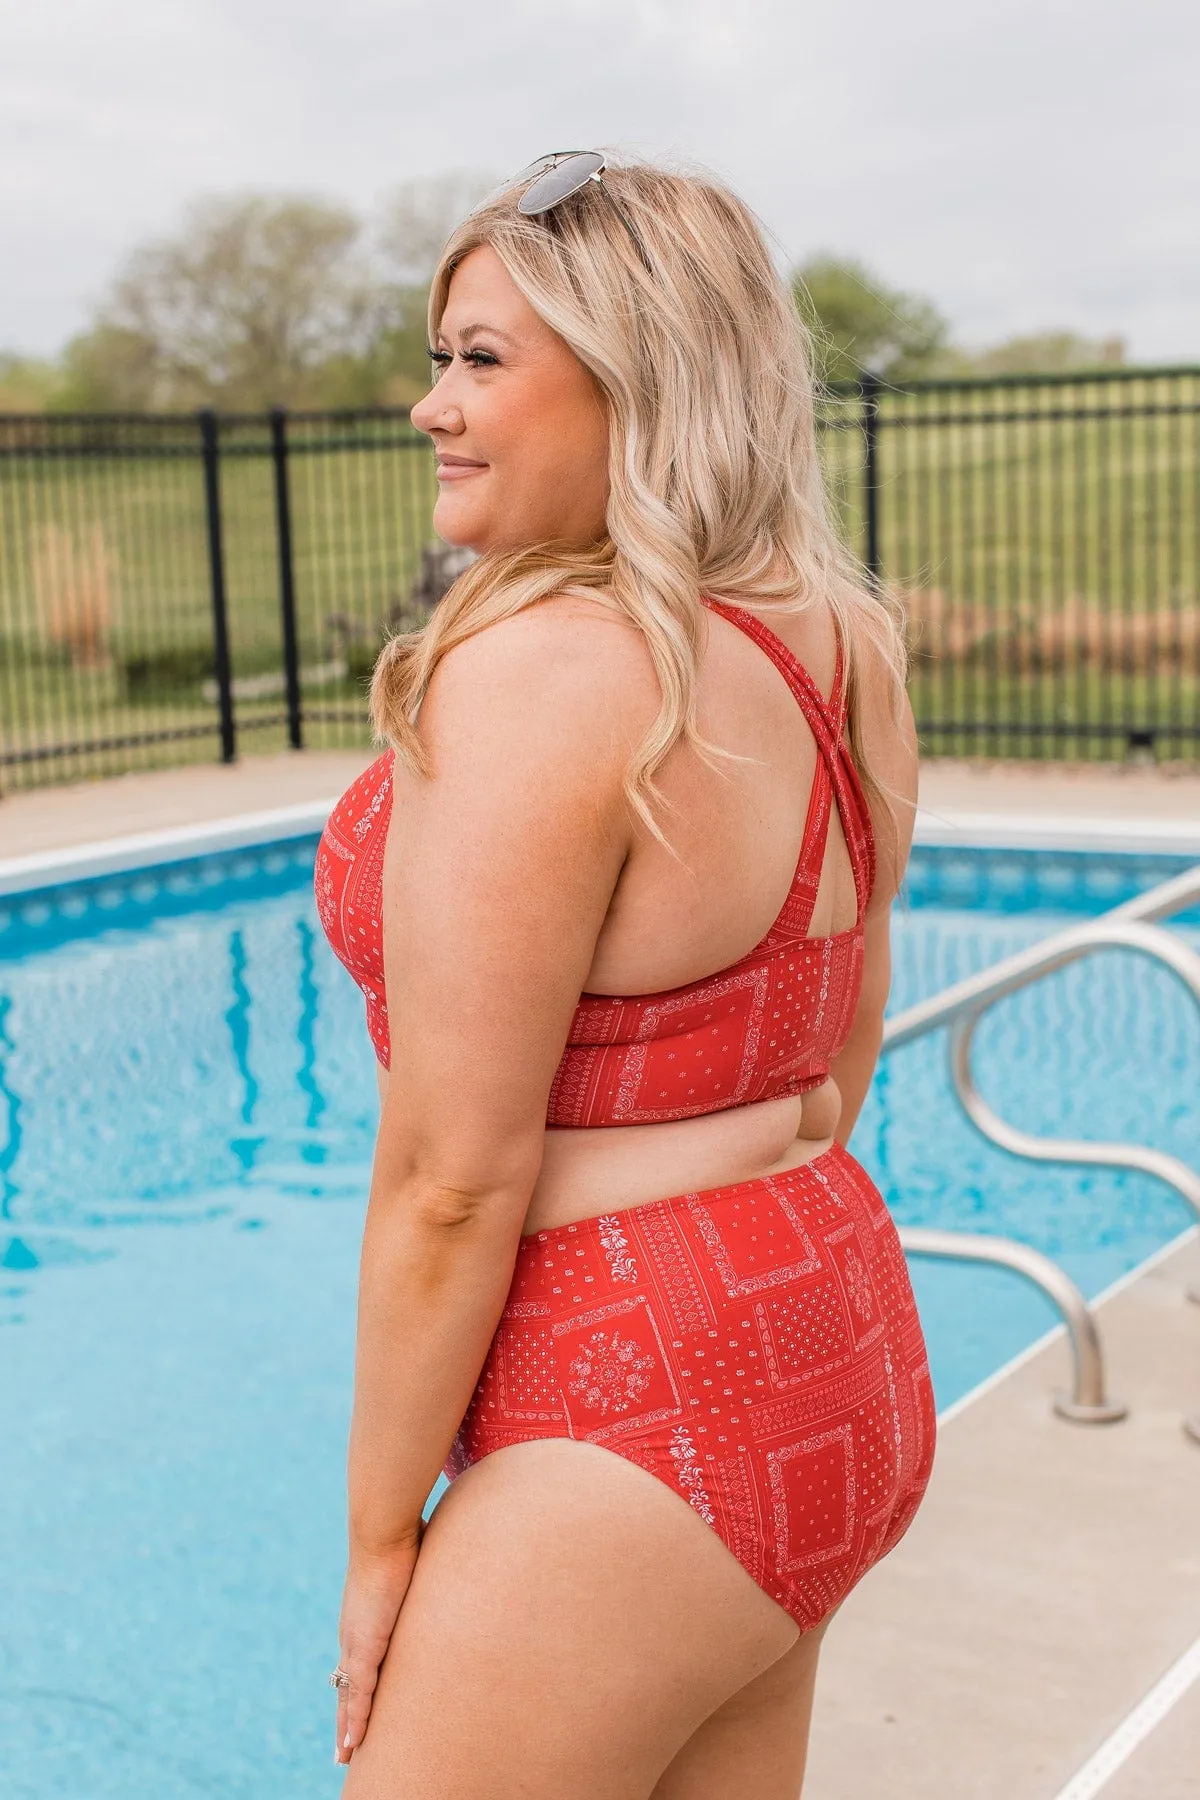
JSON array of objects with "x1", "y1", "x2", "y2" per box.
[{"x1": 121, "y1": 644, "x2": 214, "y2": 700}]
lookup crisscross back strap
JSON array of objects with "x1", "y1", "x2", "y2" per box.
[{"x1": 701, "y1": 597, "x2": 875, "y2": 920}]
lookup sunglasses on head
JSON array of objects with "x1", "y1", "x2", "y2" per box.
[{"x1": 513, "y1": 150, "x2": 651, "y2": 271}]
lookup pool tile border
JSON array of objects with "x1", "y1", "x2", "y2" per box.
[
  {"x1": 3, "y1": 802, "x2": 1199, "y2": 906},
  {"x1": 0, "y1": 799, "x2": 336, "y2": 898},
  {"x1": 2, "y1": 802, "x2": 1199, "y2": 959}
]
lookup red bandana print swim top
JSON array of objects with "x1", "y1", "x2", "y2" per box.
[{"x1": 314, "y1": 596, "x2": 876, "y2": 1128}]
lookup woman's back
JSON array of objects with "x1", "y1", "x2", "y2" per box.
[
  {"x1": 318, "y1": 581, "x2": 914, "y2": 1231},
  {"x1": 572, "y1": 589, "x2": 862, "y2": 996}
]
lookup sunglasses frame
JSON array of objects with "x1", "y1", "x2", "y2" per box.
[
  {"x1": 513, "y1": 149, "x2": 653, "y2": 273},
  {"x1": 515, "y1": 150, "x2": 607, "y2": 216}
]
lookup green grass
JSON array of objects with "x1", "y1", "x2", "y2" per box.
[
  {"x1": 0, "y1": 416, "x2": 435, "y2": 787},
  {"x1": 819, "y1": 373, "x2": 1200, "y2": 612},
  {"x1": 2, "y1": 378, "x2": 1198, "y2": 791},
  {"x1": 823, "y1": 373, "x2": 1200, "y2": 761},
  {"x1": 906, "y1": 666, "x2": 1200, "y2": 761}
]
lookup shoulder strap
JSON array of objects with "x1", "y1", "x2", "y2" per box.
[{"x1": 701, "y1": 597, "x2": 875, "y2": 920}]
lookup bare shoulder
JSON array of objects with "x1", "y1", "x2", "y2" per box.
[{"x1": 414, "y1": 592, "x2": 661, "y2": 772}]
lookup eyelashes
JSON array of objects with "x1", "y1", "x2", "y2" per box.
[{"x1": 426, "y1": 347, "x2": 499, "y2": 378}]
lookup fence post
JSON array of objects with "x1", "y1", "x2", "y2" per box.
[
  {"x1": 270, "y1": 407, "x2": 303, "y2": 750},
  {"x1": 860, "y1": 368, "x2": 882, "y2": 589},
  {"x1": 200, "y1": 409, "x2": 237, "y2": 764}
]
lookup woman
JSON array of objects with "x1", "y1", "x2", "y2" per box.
[{"x1": 314, "y1": 151, "x2": 936, "y2": 1798}]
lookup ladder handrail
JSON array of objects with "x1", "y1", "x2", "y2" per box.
[
  {"x1": 880, "y1": 870, "x2": 1200, "y2": 1233},
  {"x1": 878, "y1": 859, "x2": 1200, "y2": 1431},
  {"x1": 897, "y1": 1227, "x2": 1127, "y2": 1422},
  {"x1": 882, "y1": 866, "x2": 1200, "y2": 1051},
  {"x1": 949, "y1": 1006, "x2": 1200, "y2": 1229}
]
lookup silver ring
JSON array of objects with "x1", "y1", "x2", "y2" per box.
[{"x1": 328, "y1": 1666, "x2": 351, "y2": 1690}]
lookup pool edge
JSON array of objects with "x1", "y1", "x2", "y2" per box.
[
  {"x1": 3, "y1": 802, "x2": 1200, "y2": 900},
  {"x1": 0, "y1": 799, "x2": 337, "y2": 897}
]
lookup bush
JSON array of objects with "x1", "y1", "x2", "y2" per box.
[
  {"x1": 121, "y1": 644, "x2": 214, "y2": 700},
  {"x1": 346, "y1": 640, "x2": 382, "y2": 688}
]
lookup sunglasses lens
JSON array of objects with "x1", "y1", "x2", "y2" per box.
[
  {"x1": 517, "y1": 151, "x2": 606, "y2": 215},
  {"x1": 511, "y1": 152, "x2": 570, "y2": 185}
]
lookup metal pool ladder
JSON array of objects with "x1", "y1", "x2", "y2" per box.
[{"x1": 880, "y1": 863, "x2": 1200, "y2": 1435}]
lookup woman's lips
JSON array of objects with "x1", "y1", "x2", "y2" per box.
[{"x1": 436, "y1": 458, "x2": 487, "y2": 481}]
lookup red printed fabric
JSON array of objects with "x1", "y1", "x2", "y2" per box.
[
  {"x1": 545, "y1": 929, "x2": 865, "y2": 1125},
  {"x1": 545, "y1": 598, "x2": 876, "y2": 1127},
  {"x1": 445, "y1": 1143, "x2": 936, "y2": 1631},
  {"x1": 314, "y1": 750, "x2": 395, "y2": 1067},
  {"x1": 313, "y1": 597, "x2": 878, "y2": 1125}
]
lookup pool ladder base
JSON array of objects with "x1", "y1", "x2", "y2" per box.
[
  {"x1": 899, "y1": 1227, "x2": 1128, "y2": 1424},
  {"x1": 1053, "y1": 1394, "x2": 1129, "y2": 1426}
]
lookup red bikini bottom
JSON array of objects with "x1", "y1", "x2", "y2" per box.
[{"x1": 444, "y1": 1142, "x2": 937, "y2": 1632}]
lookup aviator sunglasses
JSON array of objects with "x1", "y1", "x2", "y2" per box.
[{"x1": 513, "y1": 150, "x2": 652, "y2": 270}]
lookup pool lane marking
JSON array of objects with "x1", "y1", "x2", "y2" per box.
[
  {"x1": 1047, "y1": 1632, "x2": 1200, "y2": 1800},
  {"x1": 934, "y1": 1222, "x2": 1199, "y2": 1429}
]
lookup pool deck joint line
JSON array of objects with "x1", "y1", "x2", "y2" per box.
[
  {"x1": 1049, "y1": 1632, "x2": 1200, "y2": 1800},
  {"x1": 805, "y1": 1229, "x2": 1200, "y2": 1800},
  {"x1": 935, "y1": 1224, "x2": 1200, "y2": 1800}
]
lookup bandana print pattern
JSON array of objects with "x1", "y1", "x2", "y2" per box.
[
  {"x1": 445, "y1": 1144, "x2": 937, "y2": 1633},
  {"x1": 567, "y1": 1329, "x2": 656, "y2": 1415},
  {"x1": 312, "y1": 596, "x2": 876, "y2": 1117}
]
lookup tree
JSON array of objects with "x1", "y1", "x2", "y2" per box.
[
  {"x1": 964, "y1": 331, "x2": 1125, "y2": 376},
  {"x1": 376, "y1": 170, "x2": 494, "y2": 287},
  {"x1": 368, "y1": 171, "x2": 496, "y2": 405},
  {"x1": 0, "y1": 353, "x2": 62, "y2": 412},
  {"x1": 65, "y1": 193, "x2": 382, "y2": 410},
  {"x1": 57, "y1": 323, "x2": 162, "y2": 411},
  {"x1": 57, "y1": 175, "x2": 498, "y2": 412},
  {"x1": 792, "y1": 256, "x2": 949, "y2": 385}
]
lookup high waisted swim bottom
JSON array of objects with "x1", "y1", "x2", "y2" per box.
[{"x1": 444, "y1": 1142, "x2": 937, "y2": 1632}]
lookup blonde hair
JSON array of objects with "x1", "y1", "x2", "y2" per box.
[{"x1": 369, "y1": 156, "x2": 907, "y2": 850}]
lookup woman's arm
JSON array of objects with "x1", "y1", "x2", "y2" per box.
[
  {"x1": 828, "y1": 638, "x2": 919, "y2": 1146},
  {"x1": 335, "y1": 599, "x2": 657, "y2": 1759},
  {"x1": 829, "y1": 905, "x2": 892, "y2": 1144}
]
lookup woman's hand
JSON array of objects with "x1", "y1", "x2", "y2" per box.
[{"x1": 335, "y1": 1530, "x2": 424, "y2": 1765}]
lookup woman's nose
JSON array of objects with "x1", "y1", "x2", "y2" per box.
[{"x1": 411, "y1": 389, "x2": 464, "y2": 436}]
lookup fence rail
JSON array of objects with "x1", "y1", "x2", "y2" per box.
[{"x1": 2, "y1": 365, "x2": 1198, "y2": 790}]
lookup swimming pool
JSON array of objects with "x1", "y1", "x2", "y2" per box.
[{"x1": 2, "y1": 841, "x2": 1198, "y2": 1797}]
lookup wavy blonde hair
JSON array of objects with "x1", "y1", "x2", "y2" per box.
[{"x1": 369, "y1": 156, "x2": 907, "y2": 851}]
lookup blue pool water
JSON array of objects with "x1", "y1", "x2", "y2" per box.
[{"x1": 1, "y1": 841, "x2": 1198, "y2": 1797}]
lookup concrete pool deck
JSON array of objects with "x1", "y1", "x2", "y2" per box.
[
  {"x1": 2, "y1": 750, "x2": 1200, "y2": 867},
  {"x1": 2, "y1": 748, "x2": 1199, "y2": 1797},
  {"x1": 808, "y1": 1228, "x2": 1200, "y2": 1800}
]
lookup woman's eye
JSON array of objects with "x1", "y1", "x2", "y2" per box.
[{"x1": 426, "y1": 348, "x2": 498, "y2": 379}]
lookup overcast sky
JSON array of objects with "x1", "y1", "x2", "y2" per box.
[{"x1": 3, "y1": 0, "x2": 1198, "y2": 362}]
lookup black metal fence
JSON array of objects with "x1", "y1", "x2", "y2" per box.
[
  {"x1": 0, "y1": 409, "x2": 437, "y2": 790},
  {"x1": 820, "y1": 364, "x2": 1200, "y2": 761},
  {"x1": 2, "y1": 365, "x2": 1198, "y2": 791}
]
